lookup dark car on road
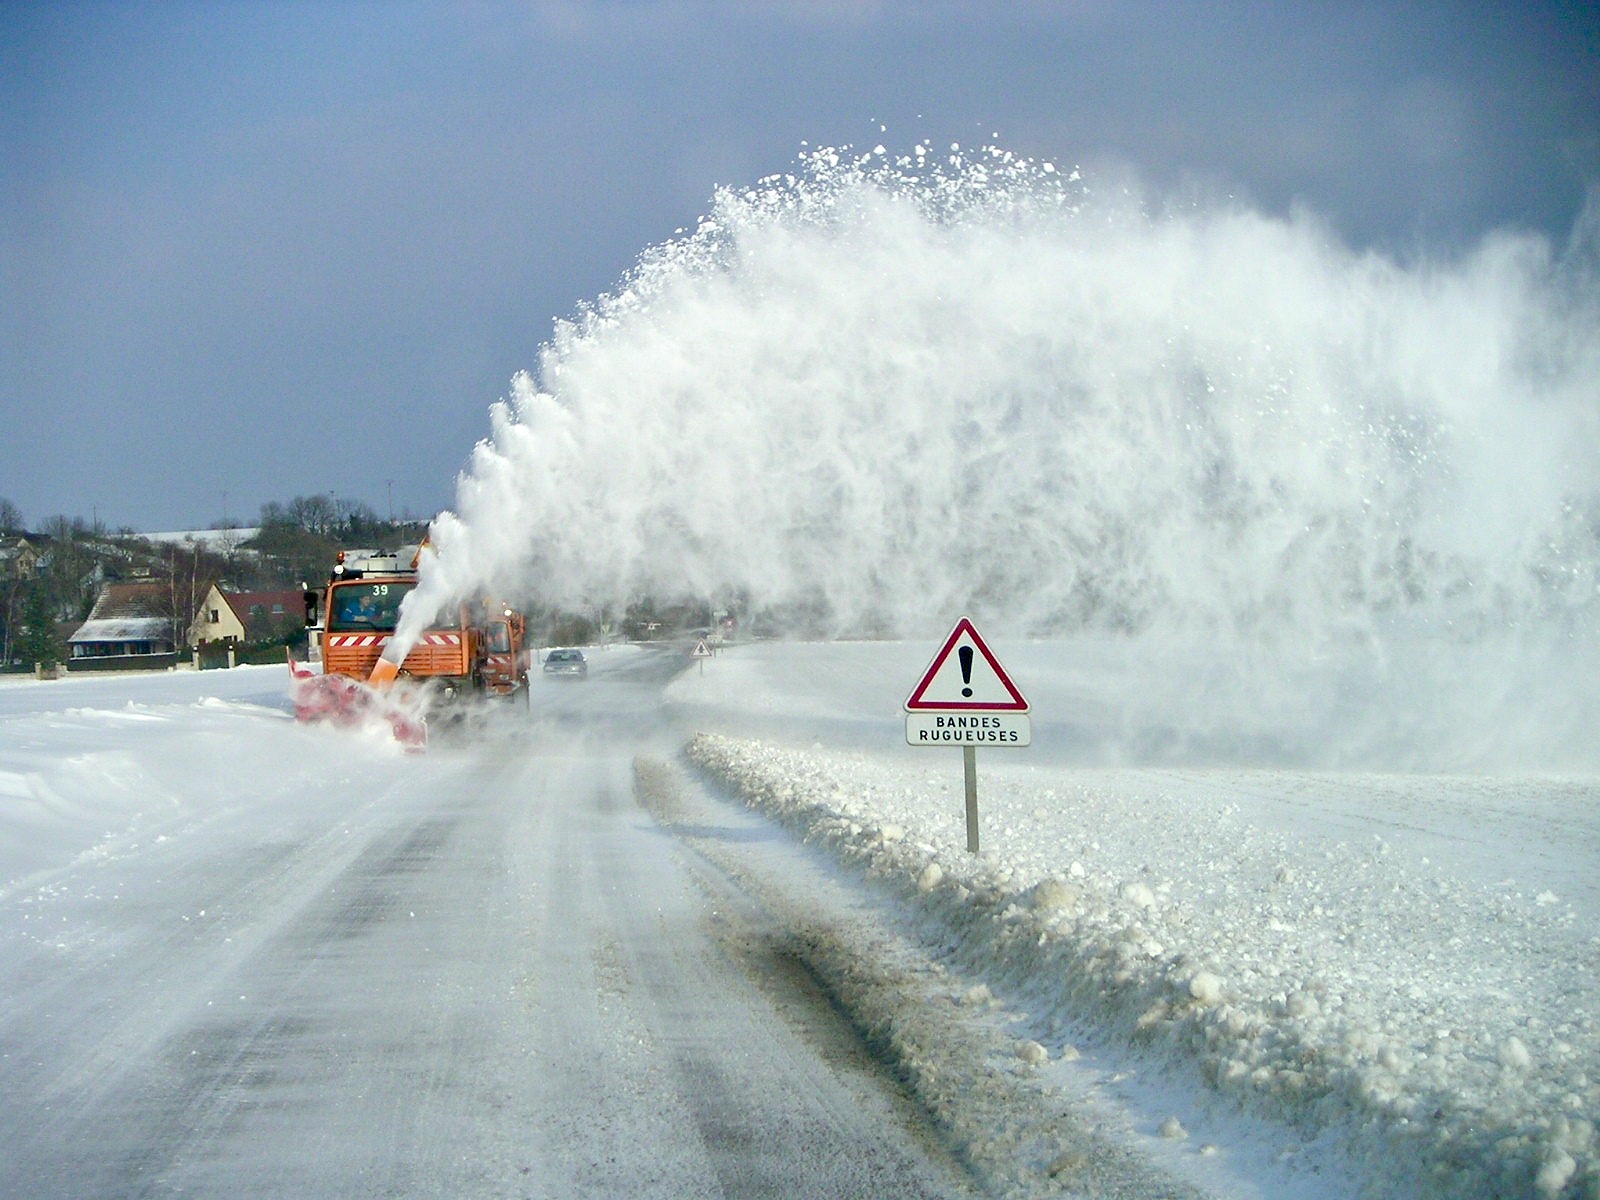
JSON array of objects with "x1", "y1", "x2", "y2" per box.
[{"x1": 542, "y1": 648, "x2": 588, "y2": 678}]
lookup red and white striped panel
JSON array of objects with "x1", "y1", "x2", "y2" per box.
[{"x1": 325, "y1": 633, "x2": 461, "y2": 649}]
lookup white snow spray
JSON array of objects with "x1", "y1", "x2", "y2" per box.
[{"x1": 397, "y1": 142, "x2": 1600, "y2": 768}]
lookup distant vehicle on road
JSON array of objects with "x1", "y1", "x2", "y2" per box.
[{"x1": 542, "y1": 648, "x2": 588, "y2": 678}]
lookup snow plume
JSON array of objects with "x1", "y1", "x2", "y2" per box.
[{"x1": 398, "y1": 143, "x2": 1600, "y2": 767}]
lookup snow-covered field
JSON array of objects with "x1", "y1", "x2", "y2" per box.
[
  {"x1": 2, "y1": 644, "x2": 1596, "y2": 1199},
  {"x1": 0, "y1": 665, "x2": 305, "y2": 899}
]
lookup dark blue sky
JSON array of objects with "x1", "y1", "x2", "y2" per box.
[{"x1": 3, "y1": 1, "x2": 1596, "y2": 532}]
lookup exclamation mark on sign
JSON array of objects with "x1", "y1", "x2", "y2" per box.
[{"x1": 959, "y1": 645, "x2": 974, "y2": 697}]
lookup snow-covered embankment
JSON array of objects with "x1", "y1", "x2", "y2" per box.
[{"x1": 687, "y1": 733, "x2": 1597, "y2": 1200}]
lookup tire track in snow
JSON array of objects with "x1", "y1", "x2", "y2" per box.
[{"x1": 636, "y1": 755, "x2": 1214, "y2": 1199}]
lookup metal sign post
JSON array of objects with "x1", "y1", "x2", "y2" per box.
[
  {"x1": 963, "y1": 745, "x2": 980, "y2": 854},
  {"x1": 904, "y1": 617, "x2": 1031, "y2": 855}
]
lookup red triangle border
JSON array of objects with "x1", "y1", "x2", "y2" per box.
[{"x1": 905, "y1": 617, "x2": 1029, "y2": 712}]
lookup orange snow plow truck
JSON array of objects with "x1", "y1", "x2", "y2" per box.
[{"x1": 289, "y1": 547, "x2": 530, "y2": 745}]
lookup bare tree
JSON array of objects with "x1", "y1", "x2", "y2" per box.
[
  {"x1": 157, "y1": 540, "x2": 224, "y2": 650},
  {"x1": 0, "y1": 575, "x2": 20, "y2": 666},
  {"x1": 285, "y1": 494, "x2": 340, "y2": 539},
  {"x1": 39, "y1": 517, "x2": 97, "y2": 621}
]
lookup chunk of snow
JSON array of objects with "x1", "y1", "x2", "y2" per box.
[
  {"x1": 1535, "y1": 1148, "x2": 1576, "y2": 1197},
  {"x1": 1188, "y1": 971, "x2": 1225, "y2": 1006},
  {"x1": 1121, "y1": 880, "x2": 1156, "y2": 909},
  {"x1": 1030, "y1": 878, "x2": 1078, "y2": 911},
  {"x1": 1014, "y1": 1040, "x2": 1048, "y2": 1065},
  {"x1": 1286, "y1": 991, "x2": 1320, "y2": 1018},
  {"x1": 1499, "y1": 1036, "x2": 1533, "y2": 1070}
]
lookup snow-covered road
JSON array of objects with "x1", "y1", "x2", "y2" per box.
[
  {"x1": 2, "y1": 640, "x2": 1596, "y2": 1199},
  {"x1": 0, "y1": 653, "x2": 976, "y2": 1198}
]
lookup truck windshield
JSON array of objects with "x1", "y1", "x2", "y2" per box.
[
  {"x1": 485, "y1": 622, "x2": 512, "y2": 653},
  {"x1": 328, "y1": 581, "x2": 416, "y2": 631}
]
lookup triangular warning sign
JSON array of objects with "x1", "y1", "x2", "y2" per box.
[{"x1": 905, "y1": 617, "x2": 1029, "y2": 712}]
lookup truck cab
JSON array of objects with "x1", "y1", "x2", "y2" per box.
[{"x1": 304, "y1": 549, "x2": 527, "y2": 701}]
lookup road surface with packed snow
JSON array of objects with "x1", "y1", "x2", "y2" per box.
[{"x1": 0, "y1": 651, "x2": 976, "y2": 1198}]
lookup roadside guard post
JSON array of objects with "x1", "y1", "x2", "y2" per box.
[{"x1": 904, "y1": 617, "x2": 1030, "y2": 855}]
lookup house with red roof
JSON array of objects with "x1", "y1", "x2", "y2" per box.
[{"x1": 190, "y1": 584, "x2": 304, "y2": 647}]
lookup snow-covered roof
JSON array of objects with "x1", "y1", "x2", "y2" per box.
[
  {"x1": 0, "y1": 536, "x2": 43, "y2": 567},
  {"x1": 69, "y1": 616, "x2": 173, "y2": 643},
  {"x1": 84, "y1": 582, "x2": 169, "y2": 621}
]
